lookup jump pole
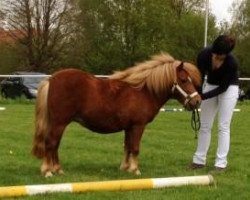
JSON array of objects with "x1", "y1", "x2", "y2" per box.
[
  {"x1": 0, "y1": 107, "x2": 5, "y2": 111},
  {"x1": 160, "y1": 108, "x2": 241, "y2": 112},
  {"x1": 0, "y1": 175, "x2": 214, "y2": 198}
]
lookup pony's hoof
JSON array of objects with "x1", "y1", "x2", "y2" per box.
[
  {"x1": 57, "y1": 169, "x2": 64, "y2": 175},
  {"x1": 53, "y1": 164, "x2": 64, "y2": 175},
  {"x1": 134, "y1": 169, "x2": 141, "y2": 175},
  {"x1": 120, "y1": 164, "x2": 129, "y2": 171},
  {"x1": 128, "y1": 167, "x2": 141, "y2": 175},
  {"x1": 53, "y1": 168, "x2": 64, "y2": 175},
  {"x1": 44, "y1": 171, "x2": 53, "y2": 178}
]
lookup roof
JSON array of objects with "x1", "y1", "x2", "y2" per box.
[{"x1": 0, "y1": 30, "x2": 24, "y2": 43}]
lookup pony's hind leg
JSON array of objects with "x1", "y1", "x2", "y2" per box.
[
  {"x1": 51, "y1": 142, "x2": 64, "y2": 175},
  {"x1": 41, "y1": 157, "x2": 53, "y2": 177},
  {"x1": 42, "y1": 124, "x2": 67, "y2": 177}
]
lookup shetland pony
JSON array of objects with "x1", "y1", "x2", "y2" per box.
[{"x1": 32, "y1": 53, "x2": 201, "y2": 177}]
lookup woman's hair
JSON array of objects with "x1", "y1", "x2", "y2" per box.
[{"x1": 211, "y1": 35, "x2": 236, "y2": 55}]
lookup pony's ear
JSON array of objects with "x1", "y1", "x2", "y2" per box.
[
  {"x1": 177, "y1": 62, "x2": 184, "y2": 70},
  {"x1": 176, "y1": 62, "x2": 188, "y2": 80}
]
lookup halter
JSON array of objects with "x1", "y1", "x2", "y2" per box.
[
  {"x1": 191, "y1": 108, "x2": 200, "y2": 139},
  {"x1": 171, "y1": 83, "x2": 199, "y2": 105},
  {"x1": 172, "y1": 62, "x2": 201, "y2": 138},
  {"x1": 171, "y1": 79, "x2": 201, "y2": 139},
  {"x1": 171, "y1": 62, "x2": 199, "y2": 105}
]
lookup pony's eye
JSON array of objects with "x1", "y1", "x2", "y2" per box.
[
  {"x1": 180, "y1": 77, "x2": 192, "y2": 84},
  {"x1": 178, "y1": 75, "x2": 192, "y2": 84}
]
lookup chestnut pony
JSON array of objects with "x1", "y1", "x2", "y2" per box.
[{"x1": 32, "y1": 53, "x2": 201, "y2": 177}]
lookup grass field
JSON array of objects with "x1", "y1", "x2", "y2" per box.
[{"x1": 0, "y1": 99, "x2": 249, "y2": 199}]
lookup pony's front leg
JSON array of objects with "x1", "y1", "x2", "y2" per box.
[
  {"x1": 120, "y1": 132, "x2": 130, "y2": 171},
  {"x1": 120, "y1": 144, "x2": 141, "y2": 175},
  {"x1": 127, "y1": 153, "x2": 141, "y2": 175},
  {"x1": 123, "y1": 125, "x2": 145, "y2": 175},
  {"x1": 120, "y1": 148, "x2": 129, "y2": 171}
]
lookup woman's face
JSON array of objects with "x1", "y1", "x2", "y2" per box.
[{"x1": 212, "y1": 53, "x2": 226, "y2": 70}]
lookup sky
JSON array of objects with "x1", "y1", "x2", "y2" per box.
[{"x1": 210, "y1": 0, "x2": 238, "y2": 23}]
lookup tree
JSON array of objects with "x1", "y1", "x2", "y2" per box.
[
  {"x1": 1, "y1": 0, "x2": 220, "y2": 74},
  {"x1": 77, "y1": 0, "x2": 216, "y2": 74},
  {"x1": 0, "y1": 9, "x2": 5, "y2": 29},
  {"x1": 169, "y1": 0, "x2": 204, "y2": 18},
  {"x1": 78, "y1": 0, "x2": 154, "y2": 74},
  {"x1": 230, "y1": 0, "x2": 250, "y2": 76},
  {"x1": 2, "y1": 0, "x2": 78, "y2": 72}
]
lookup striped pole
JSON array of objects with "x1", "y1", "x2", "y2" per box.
[
  {"x1": 0, "y1": 175, "x2": 213, "y2": 198},
  {"x1": 160, "y1": 108, "x2": 241, "y2": 112}
]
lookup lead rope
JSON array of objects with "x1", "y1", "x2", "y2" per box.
[{"x1": 191, "y1": 108, "x2": 200, "y2": 139}]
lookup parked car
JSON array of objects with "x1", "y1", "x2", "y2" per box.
[
  {"x1": 238, "y1": 88, "x2": 246, "y2": 101},
  {"x1": 0, "y1": 72, "x2": 47, "y2": 99},
  {"x1": 246, "y1": 88, "x2": 250, "y2": 99},
  {"x1": 238, "y1": 87, "x2": 250, "y2": 101}
]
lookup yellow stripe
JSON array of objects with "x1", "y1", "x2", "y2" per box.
[
  {"x1": 0, "y1": 186, "x2": 27, "y2": 197},
  {"x1": 72, "y1": 179, "x2": 153, "y2": 192}
]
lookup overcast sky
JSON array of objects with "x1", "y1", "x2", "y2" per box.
[{"x1": 210, "y1": 0, "x2": 239, "y2": 23}]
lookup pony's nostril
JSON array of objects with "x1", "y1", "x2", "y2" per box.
[{"x1": 196, "y1": 98, "x2": 201, "y2": 105}]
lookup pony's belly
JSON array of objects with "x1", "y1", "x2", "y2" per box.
[{"x1": 74, "y1": 117, "x2": 124, "y2": 134}]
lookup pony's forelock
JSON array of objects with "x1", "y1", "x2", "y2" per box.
[{"x1": 182, "y1": 63, "x2": 202, "y2": 87}]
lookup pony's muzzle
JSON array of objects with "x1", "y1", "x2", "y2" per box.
[{"x1": 185, "y1": 94, "x2": 201, "y2": 111}]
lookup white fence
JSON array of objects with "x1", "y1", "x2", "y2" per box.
[
  {"x1": 0, "y1": 74, "x2": 109, "y2": 78},
  {"x1": 239, "y1": 78, "x2": 250, "y2": 81},
  {"x1": 0, "y1": 74, "x2": 249, "y2": 81}
]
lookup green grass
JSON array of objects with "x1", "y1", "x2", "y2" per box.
[{"x1": 0, "y1": 99, "x2": 250, "y2": 199}]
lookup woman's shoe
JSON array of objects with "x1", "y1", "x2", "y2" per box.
[{"x1": 189, "y1": 163, "x2": 205, "y2": 169}]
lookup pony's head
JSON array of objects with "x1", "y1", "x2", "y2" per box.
[{"x1": 171, "y1": 61, "x2": 201, "y2": 110}]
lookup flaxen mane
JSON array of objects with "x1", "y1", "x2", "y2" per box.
[{"x1": 109, "y1": 53, "x2": 201, "y2": 95}]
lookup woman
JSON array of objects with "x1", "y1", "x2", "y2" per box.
[{"x1": 191, "y1": 35, "x2": 239, "y2": 171}]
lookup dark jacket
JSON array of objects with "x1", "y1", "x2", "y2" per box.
[{"x1": 197, "y1": 47, "x2": 239, "y2": 100}]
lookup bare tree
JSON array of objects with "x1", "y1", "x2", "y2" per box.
[
  {"x1": 0, "y1": 8, "x2": 6, "y2": 29},
  {"x1": 3, "y1": 0, "x2": 78, "y2": 72}
]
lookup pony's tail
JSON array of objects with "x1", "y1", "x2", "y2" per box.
[{"x1": 32, "y1": 79, "x2": 50, "y2": 159}]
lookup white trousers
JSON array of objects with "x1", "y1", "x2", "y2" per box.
[{"x1": 193, "y1": 84, "x2": 239, "y2": 168}]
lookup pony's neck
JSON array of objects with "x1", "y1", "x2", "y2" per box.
[{"x1": 144, "y1": 87, "x2": 172, "y2": 111}]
